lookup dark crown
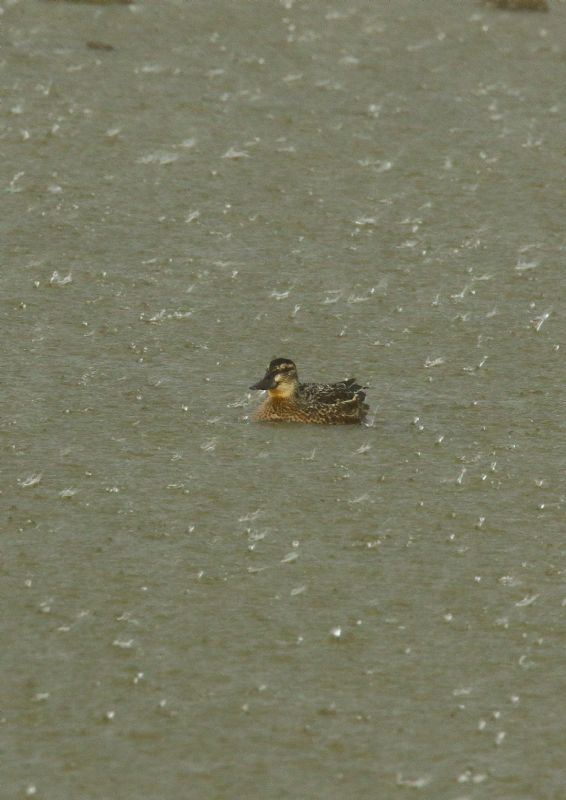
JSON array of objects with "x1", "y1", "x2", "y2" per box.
[{"x1": 268, "y1": 357, "x2": 296, "y2": 373}]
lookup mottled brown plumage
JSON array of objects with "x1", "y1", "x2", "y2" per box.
[{"x1": 250, "y1": 358, "x2": 368, "y2": 424}]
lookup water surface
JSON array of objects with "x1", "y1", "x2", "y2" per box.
[{"x1": 2, "y1": 1, "x2": 565, "y2": 798}]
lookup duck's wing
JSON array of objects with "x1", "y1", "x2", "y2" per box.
[{"x1": 300, "y1": 379, "x2": 366, "y2": 404}]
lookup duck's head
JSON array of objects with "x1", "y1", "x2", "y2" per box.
[{"x1": 250, "y1": 358, "x2": 299, "y2": 398}]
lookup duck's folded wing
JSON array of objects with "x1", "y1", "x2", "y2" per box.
[{"x1": 300, "y1": 380, "x2": 367, "y2": 404}]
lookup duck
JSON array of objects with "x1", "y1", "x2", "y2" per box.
[{"x1": 249, "y1": 358, "x2": 369, "y2": 424}]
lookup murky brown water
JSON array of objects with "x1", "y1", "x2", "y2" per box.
[{"x1": 2, "y1": 1, "x2": 565, "y2": 798}]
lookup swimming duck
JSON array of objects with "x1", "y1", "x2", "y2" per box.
[{"x1": 250, "y1": 358, "x2": 369, "y2": 424}]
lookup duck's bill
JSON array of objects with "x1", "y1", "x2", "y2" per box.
[{"x1": 250, "y1": 374, "x2": 274, "y2": 390}]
